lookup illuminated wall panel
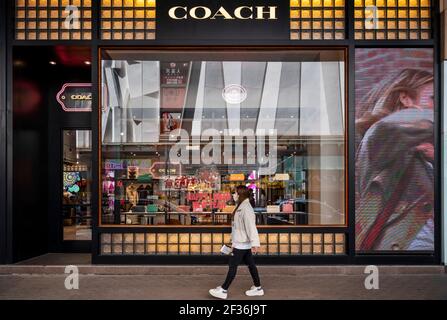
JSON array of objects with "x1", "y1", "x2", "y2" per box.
[
  {"x1": 100, "y1": 0, "x2": 156, "y2": 40},
  {"x1": 354, "y1": 0, "x2": 431, "y2": 40},
  {"x1": 290, "y1": 0, "x2": 345, "y2": 40},
  {"x1": 15, "y1": 0, "x2": 92, "y2": 40},
  {"x1": 100, "y1": 232, "x2": 346, "y2": 255}
]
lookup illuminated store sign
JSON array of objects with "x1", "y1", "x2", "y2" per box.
[
  {"x1": 158, "y1": 1, "x2": 288, "y2": 40},
  {"x1": 168, "y1": 6, "x2": 277, "y2": 20},
  {"x1": 56, "y1": 83, "x2": 92, "y2": 112}
]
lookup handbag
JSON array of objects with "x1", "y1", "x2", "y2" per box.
[
  {"x1": 220, "y1": 244, "x2": 232, "y2": 255},
  {"x1": 222, "y1": 205, "x2": 236, "y2": 213},
  {"x1": 193, "y1": 202, "x2": 203, "y2": 212},
  {"x1": 137, "y1": 174, "x2": 152, "y2": 183},
  {"x1": 177, "y1": 205, "x2": 190, "y2": 212},
  {"x1": 266, "y1": 205, "x2": 280, "y2": 213},
  {"x1": 282, "y1": 202, "x2": 294, "y2": 213},
  {"x1": 146, "y1": 204, "x2": 158, "y2": 213}
]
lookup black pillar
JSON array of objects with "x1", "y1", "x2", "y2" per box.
[{"x1": 0, "y1": 0, "x2": 10, "y2": 264}]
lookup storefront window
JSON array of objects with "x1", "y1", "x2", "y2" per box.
[
  {"x1": 63, "y1": 130, "x2": 92, "y2": 240},
  {"x1": 100, "y1": 49, "x2": 346, "y2": 227}
]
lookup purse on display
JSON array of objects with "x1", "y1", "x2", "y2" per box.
[
  {"x1": 177, "y1": 205, "x2": 190, "y2": 212},
  {"x1": 222, "y1": 205, "x2": 236, "y2": 213},
  {"x1": 126, "y1": 214, "x2": 139, "y2": 224},
  {"x1": 140, "y1": 216, "x2": 149, "y2": 225},
  {"x1": 137, "y1": 174, "x2": 152, "y2": 183},
  {"x1": 266, "y1": 205, "x2": 280, "y2": 213},
  {"x1": 282, "y1": 202, "x2": 294, "y2": 213},
  {"x1": 146, "y1": 204, "x2": 158, "y2": 213},
  {"x1": 193, "y1": 202, "x2": 203, "y2": 212}
]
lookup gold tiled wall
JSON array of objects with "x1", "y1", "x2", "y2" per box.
[
  {"x1": 354, "y1": 0, "x2": 431, "y2": 39},
  {"x1": 100, "y1": 232, "x2": 346, "y2": 256},
  {"x1": 100, "y1": 0, "x2": 156, "y2": 40},
  {"x1": 290, "y1": 0, "x2": 346, "y2": 40},
  {"x1": 15, "y1": 1, "x2": 433, "y2": 41},
  {"x1": 15, "y1": 0, "x2": 92, "y2": 40}
]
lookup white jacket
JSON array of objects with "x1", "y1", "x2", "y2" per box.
[{"x1": 231, "y1": 199, "x2": 260, "y2": 247}]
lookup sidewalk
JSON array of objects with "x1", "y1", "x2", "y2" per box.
[{"x1": 0, "y1": 254, "x2": 446, "y2": 300}]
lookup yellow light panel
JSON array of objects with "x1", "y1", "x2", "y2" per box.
[
  {"x1": 290, "y1": 0, "x2": 345, "y2": 40},
  {"x1": 100, "y1": 0, "x2": 156, "y2": 40},
  {"x1": 15, "y1": 0, "x2": 92, "y2": 40},
  {"x1": 354, "y1": 0, "x2": 431, "y2": 39}
]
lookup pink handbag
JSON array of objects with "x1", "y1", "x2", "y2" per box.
[
  {"x1": 282, "y1": 202, "x2": 294, "y2": 213},
  {"x1": 193, "y1": 202, "x2": 203, "y2": 212}
]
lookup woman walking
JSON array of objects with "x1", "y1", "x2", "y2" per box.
[{"x1": 209, "y1": 185, "x2": 264, "y2": 299}]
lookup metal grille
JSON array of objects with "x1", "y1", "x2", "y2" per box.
[
  {"x1": 100, "y1": 0, "x2": 156, "y2": 40},
  {"x1": 15, "y1": 0, "x2": 92, "y2": 40},
  {"x1": 354, "y1": 0, "x2": 431, "y2": 40},
  {"x1": 100, "y1": 232, "x2": 346, "y2": 256},
  {"x1": 290, "y1": 0, "x2": 345, "y2": 40}
]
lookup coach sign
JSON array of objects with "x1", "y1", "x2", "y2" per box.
[
  {"x1": 56, "y1": 83, "x2": 92, "y2": 112},
  {"x1": 157, "y1": 0, "x2": 289, "y2": 40},
  {"x1": 168, "y1": 6, "x2": 278, "y2": 20}
]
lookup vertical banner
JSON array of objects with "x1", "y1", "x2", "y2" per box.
[{"x1": 355, "y1": 48, "x2": 435, "y2": 252}]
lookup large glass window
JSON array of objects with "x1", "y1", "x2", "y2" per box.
[{"x1": 100, "y1": 49, "x2": 346, "y2": 227}]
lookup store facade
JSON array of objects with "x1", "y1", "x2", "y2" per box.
[{"x1": 0, "y1": 0, "x2": 443, "y2": 265}]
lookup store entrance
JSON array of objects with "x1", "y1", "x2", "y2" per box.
[
  {"x1": 11, "y1": 45, "x2": 92, "y2": 262},
  {"x1": 61, "y1": 130, "x2": 92, "y2": 252}
]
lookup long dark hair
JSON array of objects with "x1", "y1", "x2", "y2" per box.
[
  {"x1": 233, "y1": 185, "x2": 255, "y2": 212},
  {"x1": 356, "y1": 69, "x2": 433, "y2": 138}
]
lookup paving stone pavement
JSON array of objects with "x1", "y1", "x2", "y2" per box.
[
  {"x1": 2, "y1": 255, "x2": 446, "y2": 300},
  {"x1": 0, "y1": 272, "x2": 446, "y2": 300}
]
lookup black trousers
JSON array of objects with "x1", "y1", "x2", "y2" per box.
[{"x1": 221, "y1": 248, "x2": 261, "y2": 290}]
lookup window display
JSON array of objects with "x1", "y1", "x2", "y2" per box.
[{"x1": 100, "y1": 49, "x2": 346, "y2": 227}]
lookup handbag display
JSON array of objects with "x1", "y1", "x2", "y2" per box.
[
  {"x1": 146, "y1": 204, "x2": 158, "y2": 213},
  {"x1": 177, "y1": 205, "x2": 190, "y2": 212},
  {"x1": 282, "y1": 202, "x2": 294, "y2": 213},
  {"x1": 266, "y1": 205, "x2": 280, "y2": 213},
  {"x1": 193, "y1": 202, "x2": 203, "y2": 212},
  {"x1": 222, "y1": 205, "x2": 236, "y2": 213},
  {"x1": 137, "y1": 173, "x2": 152, "y2": 183}
]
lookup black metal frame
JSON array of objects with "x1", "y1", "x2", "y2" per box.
[
  {"x1": 0, "y1": 0, "x2": 442, "y2": 265},
  {"x1": 4, "y1": 0, "x2": 15, "y2": 264},
  {"x1": 0, "y1": 0, "x2": 7, "y2": 264}
]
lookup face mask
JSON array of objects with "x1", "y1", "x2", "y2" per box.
[{"x1": 232, "y1": 192, "x2": 239, "y2": 202}]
